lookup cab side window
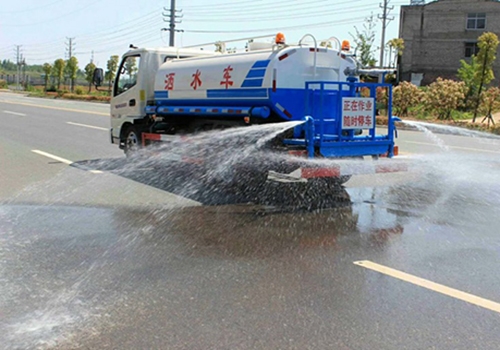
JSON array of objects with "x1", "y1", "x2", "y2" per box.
[{"x1": 114, "y1": 55, "x2": 141, "y2": 96}]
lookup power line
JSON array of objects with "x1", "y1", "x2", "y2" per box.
[
  {"x1": 77, "y1": 9, "x2": 161, "y2": 40},
  {"x1": 182, "y1": 0, "x2": 265, "y2": 10},
  {"x1": 0, "y1": 0, "x2": 66, "y2": 14},
  {"x1": 2, "y1": 0, "x2": 102, "y2": 27},
  {"x1": 77, "y1": 27, "x2": 162, "y2": 53},
  {"x1": 24, "y1": 26, "x2": 163, "y2": 63},
  {"x1": 183, "y1": 4, "x2": 379, "y2": 22},
  {"x1": 184, "y1": 15, "x2": 370, "y2": 34},
  {"x1": 77, "y1": 16, "x2": 162, "y2": 47},
  {"x1": 18, "y1": 12, "x2": 162, "y2": 56},
  {"x1": 183, "y1": 0, "x2": 363, "y2": 17},
  {"x1": 4, "y1": 0, "x2": 404, "y2": 65},
  {"x1": 184, "y1": 0, "x2": 331, "y2": 15}
]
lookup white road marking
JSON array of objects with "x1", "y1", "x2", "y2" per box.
[
  {"x1": 403, "y1": 140, "x2": 500, "y2": 154},
  {"x1": 0, "y1": 100, "x2": 108, "y2": 116},
  {"x1": 354, "y1": 260, "x2": 500, "y2": 314},
  {"x1": 3, "y1": 110, "x2": 26, "y2": 116},
  {"x1": 67, "y1": 122, "x2": 108, "y2": 131},
  {"x1": 32, "y1": 150, "x2": 102, "y2": 174},
  {"x1": 32, "y1": 150, "x2": 73, "y2": 165}
]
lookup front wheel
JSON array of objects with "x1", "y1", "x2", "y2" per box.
[{"x1": 124, "y1": 126, "x2": 142, "y2": 157}]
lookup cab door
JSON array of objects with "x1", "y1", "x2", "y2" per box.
[{"x1": 110, "y1": 55, "x2": 143, "y2": 140}]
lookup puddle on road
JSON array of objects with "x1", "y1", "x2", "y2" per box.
[
  {"x1": 2, "y1": 121, "x2": 500, "y2": 348},
  {"x1": 2, "y1": 171, "x2": 500, "y2": 349},
  {"x1": 0, "y1": 191, "x2": 416, "y2": 349}
]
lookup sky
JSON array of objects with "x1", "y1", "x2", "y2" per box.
[{"x1": 0, "y1": 0, "x2": 410, "y2": 69}]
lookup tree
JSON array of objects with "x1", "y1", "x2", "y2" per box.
[
  {"x1": 42, "y1": 63, "x2": 52, "y2": 92},
  {"x1": 350, "y1": 14, "x2": 377, "y2": 67},
  {"x1": 66, "y1": 56, "x2": 78, "y2": 93},
  {"x1": 457, "y1": 57, "x2": 479, "y2": 108},
  {"x1": 1, "y1": 59, "x2": 17, "y2": 71},
  {"x1": 479, "y1": 87, "x2": 500, "y2": 126},
  {"x1": 53, "y1": 58, "x2": 66, "y2": 90},
  {"x1": 472, "y1": 32, "x2": 499, "y2": 122},
  {"x1": 105, "y1": 55, "x2": 119, "y2": 93},
  {"x1": 124, "y1": 57, "x2": 137, "y2": 78},
  {"x1": 84, "y1": 62, "x2": 96, "y2": 93},
  {"x1": 387, "y1": 38, "x2": 404, "y2": 68}
]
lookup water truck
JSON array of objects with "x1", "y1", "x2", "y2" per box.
[{"x1": 101, "y1": 33, "x2": 403, "y2": 186}]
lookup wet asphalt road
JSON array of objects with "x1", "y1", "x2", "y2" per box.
[{"x1": 2, "y1": 92, "x2": 500, "y2": 349}]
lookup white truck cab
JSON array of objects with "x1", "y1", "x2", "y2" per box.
[{"x1": 109, "y1": 47, "x2": 213, "y2": 152}]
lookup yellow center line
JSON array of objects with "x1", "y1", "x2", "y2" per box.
[
  {"x1": 0, "y1": 100, "x2": 108, "y2": 116},
  {"x1": 354, "y1": 260, "x2": 500, "y2": 314}
]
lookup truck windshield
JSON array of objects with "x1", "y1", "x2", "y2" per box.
[{"x1": 115, "y1": 55, "x2": 141, "y2": 96}]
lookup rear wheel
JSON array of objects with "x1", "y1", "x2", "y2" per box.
[{"x1": 124, "y1": 126, "x2": 142, "y2": 157}]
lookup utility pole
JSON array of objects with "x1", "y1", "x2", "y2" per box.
[
  {"x1": 66, "y1": 37, "x2": 75, "y2": 91},
  {"x1": 162, "y1": 0, "x2": 183, "y2": 47},
  {"x1": 66, "y1": 37, "x2": 75, "y2": 59},
  {"x1": 378, "y1": 0, "x2": 394, "y2": 68},
  {"x1": 15, "y1": 45, "x2": 22, "y2": 90},
  {"x1": 20, "y1": 54, "x2": 26, "y2": 88}
]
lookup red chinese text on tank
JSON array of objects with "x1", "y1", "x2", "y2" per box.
[
  {"x1": 164, "y1": 73, "x2": 175, "y2": 90},
  {"x1": 190, "y1": 69, "x2": 202, "y2": 90},
  {"x1": 220, "y1": 65, "x2": 233, "y2": 89}
]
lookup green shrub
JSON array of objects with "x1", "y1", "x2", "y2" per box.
[
  {"x1": 25, "y1": 84, "x2": 36, "y2": 92},
  {"x1": 424, "y1": 78, "x2": 466, "y2": 120},
  {"x1": 490, "y1": 124, "x2": 500, "y2": 135},
  {"x1": 61, "y1": 93, "x2": 110, "y2": 102},
  {"x1": 478, "y1": 87, "x2": 500, "y2": 118},
  {"x1": 0, "y1": 79, "x2": 7, "y2": 89},
  {"x1": 75, "y1": 87, "x2": 84, "y2": 95},
  {"x1": 392, "y1": 82, "x2": 424, "y2": 118}
]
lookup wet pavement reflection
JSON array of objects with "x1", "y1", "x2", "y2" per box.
[
  {"x1": 5, "y1": 91, "x2": 500, "y2": 349},
  {"x1": 3, "y1": 152, "x2": 500, "y2": 349}
]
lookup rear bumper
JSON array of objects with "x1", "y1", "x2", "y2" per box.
[{"x1": 266, "y1": 158, "x2": 408, "y2": 183}]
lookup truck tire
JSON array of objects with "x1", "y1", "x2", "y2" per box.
[{"x1": 124, "y1": 126, "x2": 142, "y2": 157}]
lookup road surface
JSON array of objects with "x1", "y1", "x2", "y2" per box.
[{"x1": 1, "y1": 92, "x2": 500, "y2": 350}]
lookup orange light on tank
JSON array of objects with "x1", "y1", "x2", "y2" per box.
[
  {"x1": 341, "y1": 40, "x2": 351, "y2": 51},
  {"x1": 275, "y1": 32, "x2": 286, "y2": 45}
]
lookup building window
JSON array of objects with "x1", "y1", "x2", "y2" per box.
[
  {"x1": 467, "y1": 13, "x2": 486, "y2": 30},
  {"x1": 465, "y1": 42, "x2": 480, "y2": 57}
]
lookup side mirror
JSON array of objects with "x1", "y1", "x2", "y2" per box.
[{"x1": 93, "y1": 68, "x2": 104, "y2": 87}]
